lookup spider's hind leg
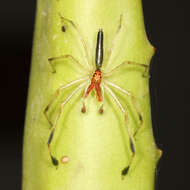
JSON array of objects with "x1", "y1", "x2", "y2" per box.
[
  {"x1": 44, "y1": 78, "x2": 88, "y2": 129},
  {"x1": 103, "y1": 83, "x2": 136, "y2": 179},
  {"x1": 104, "y1": 80, "x2": 143, "y2": 139},
  {"x1": 46, "y1": 82, "x2": 87, "y2": 167}
]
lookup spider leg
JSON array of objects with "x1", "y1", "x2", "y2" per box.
[
  {"x1": 81, "y1": 82, "x2": 104, "y2": 114},
  {"x1": 103, "y1": 83, "x2": 135, "y2": 178},
  {"x1": 81, "y1": 81, "x2": 90, "y2": 113},
  {"x1": 47, "y1": 82, "x2": 87, "y2": 167},
  {"x1": 48, "y1": 54, "x2": 89, "y2": 73},
  {"x1": 105, "y1": 14, "x2": 123, "y2": 69},
  {"x1": 104, "y1": 80, "x2": 143, "y2": 138},
  {"x1": 44, "y1": 77, "x2": 88, "y2": 128},
  {"x1": 59, "y1": 14, "x2": 92, "y2": 69},
  {"x1": 104, "y1": 61, "x2": 149, "y2": 78},
  {"x1": 98, "y1": 85, "x2": 104, "y2": 114}
]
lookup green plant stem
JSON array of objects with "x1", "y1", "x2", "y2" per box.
[{"x1": 22, "y1": 0, "x2": 161, "y2": 189}]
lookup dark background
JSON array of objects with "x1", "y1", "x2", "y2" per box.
[{"x1": 2, "y1": 0, "x2": 185, "y2": 189}]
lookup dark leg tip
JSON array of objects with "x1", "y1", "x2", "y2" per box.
[
  {"x1": 51, "y1": 156, "x2": 59, "y2": 166},
  {"x1": 81, "y1": 106, "x2": 86, "y2": 113},
  {"x1": 62, "y1": 25, "x2": 66, "y2": 32},
  {"x1": 44, "y1": 106, "x2": 49, "y2": 112},
  {"x1": 138, "y1": 113, "x2": 143, "y2": 126},
  {"x1": 99, "y1": 108, "x2": 104, "y2": 114},
  {"x1": 121, "y1": 166, "x2": 129, "y2": 177}
]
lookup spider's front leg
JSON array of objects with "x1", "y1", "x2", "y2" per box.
[
  {"x1": 59, "y1": 14, "x2": 92, "y2": 70},
  {"x1": 104, "y1": 14, "x2": 123, "y2": 69}
]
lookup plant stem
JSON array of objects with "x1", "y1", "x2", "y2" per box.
[{"x1": 22, "y1": 0, "x2": 161, "y2": 189}]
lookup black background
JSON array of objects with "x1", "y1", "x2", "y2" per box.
[{"x1": 2, "y1": 0, "x2": 185, "y2": 189}]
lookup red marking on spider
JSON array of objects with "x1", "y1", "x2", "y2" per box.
[{"x1": 84, "y1": 69, "x2": 102, "y2": 102}]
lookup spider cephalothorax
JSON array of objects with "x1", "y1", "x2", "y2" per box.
[{"x1": 84, "y1": 69, "x2": 102, "y2": 101}]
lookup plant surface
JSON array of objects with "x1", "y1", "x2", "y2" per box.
[{"x1": 23, "y1": 0, "x2": 161, "y2": 189}]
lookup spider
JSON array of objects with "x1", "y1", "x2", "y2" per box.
[{"x1": 44, "y1": 14, "x2": 149, "y2": 178}]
